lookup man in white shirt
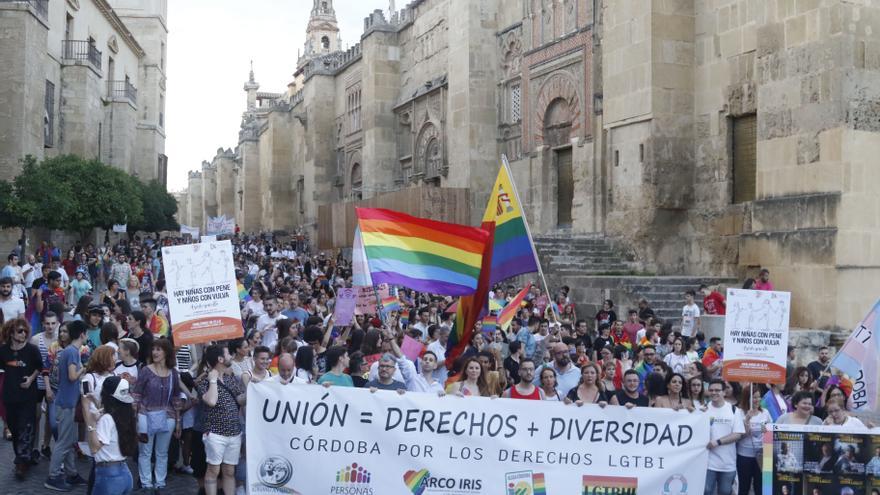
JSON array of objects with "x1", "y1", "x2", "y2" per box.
[
  {"x1": 0, "y1": 277, "x2": 26, "y2": 320},
  {"x1": 704, "y1": 379, "x2": 745, "y2": 495},
  {"x1": 397, "y1": 350, "x2": 444, "y2": 395},
  {"x1": 270, "y1": 354, "x2": 306, "y2": 385},
  {"x1": 257, "y1": 296, "x2": 287, "y2": 351},
  {"x1": 411, "y1": 308, "x2": 431, "y2": 342},
  {"x1": 426, "y1": 325, "x2": 449, "y2": 383},
  {"x1": 681, "y1": 290, "x2": 701, "y2": 338},
  {"x1": 21, "y1": 255, "x2": 38, "y2": 298}
]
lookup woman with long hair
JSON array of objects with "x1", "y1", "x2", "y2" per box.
[
  {"x1": 449, "y1": 357, "x2": 489, "y2": 397},
  {"x1": 539, "y1": 368, "x2": 562, "y2": 401},
  {"x1": 477, "y1": 351, "x2": 507, "y2": 397},
  {"x1": 564, "y1": 362, "x2": 606, "y2": 405},
  {"x1": 125, "y1": 275, "x2": 141, "y2": 312},
  {"x1": 688, "y1": 375, "x2": 706, "y2": 408},
  {"x1": 737, "y1": 384, "x2": 771, "y2": 495},
  {"x1": 102, "y1": 280, "x2": 125, "y2": 312},
  {"x1": 663, "y1": 337, "x2": 690, "y2": 374},
  {"x1": 72, "y1": 295, "x2": 93, "y2": 322},
  {"x1": 783, "y1": 366, "x2": 816, "y2": 398},
  {"x1": 655, "y1": 373, "x2": 692, "y2": 411},
  {"x1": 83, "y1": 346, "x2": 118, "y2": 409},
  {"x1": 82, "y1": 375, "x2": 137, "y2": 495},
  {"x1": 294, "y1": 346, "x2": 315, "y2": 383},
  {"x1": 132, "y1": 337, "x2": 181, "y2": 492}
]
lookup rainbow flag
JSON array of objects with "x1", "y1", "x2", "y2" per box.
[
  {"x1": 446, "y1": 223, "x2": 496, "y2": 369},
  {"x1": 237, "y1": 281, "x2": 251, "y2": 302},
  {"x1": 532, "y1": 473, "x2": 547, "y2": 495},
  {"x1": 498, "y1": 284, "x2": 531, "y2": 331},
  {"x1": 381, "y1": 296, "x2": 401, "y2": 314},
  {"x1": 760, "y1": 390, "x2": 785, "y2": 421},
  {"x1": 481, "y1": 315, "x2": 497, "y2": 334},
  {"x1": 482, "y1": 156, "x2": 539, "y2": 285},
  {"x1": 828, "y1": 299, "x2": 880, "y2": 411},
  {"x1": 356, "y1": 208, "x2": 490, "y2": 296}
]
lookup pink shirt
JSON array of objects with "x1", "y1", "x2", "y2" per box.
[{"x1": 753, "y1": 280, "x2": 774, "y2": 291}]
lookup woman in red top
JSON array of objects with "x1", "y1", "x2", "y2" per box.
[{"x1": 61, "y1": 249, "x2": 78, "y2": 277}]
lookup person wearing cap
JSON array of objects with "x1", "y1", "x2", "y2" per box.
[{"x1": 81, "y1": 375, "x2": 137, "y2": 495}]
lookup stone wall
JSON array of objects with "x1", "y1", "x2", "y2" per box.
[{"x1": 0, "y1": 5, "x2": 48, "y2": 181}]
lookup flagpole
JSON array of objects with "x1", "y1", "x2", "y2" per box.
[{"x1": 501, "y1": 154, "x2": 554, "y2": 306}]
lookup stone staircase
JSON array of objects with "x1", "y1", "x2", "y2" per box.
[{"x1": 534, "y1": 234, "x2": 737, "y2": 326}]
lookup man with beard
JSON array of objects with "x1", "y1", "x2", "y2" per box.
[
  {"x1": 0, "y1": 277, "x2": 25, "y2": 320},
  {"x1": 533, "y1": 342, "x2": 580, "y2": 397}
]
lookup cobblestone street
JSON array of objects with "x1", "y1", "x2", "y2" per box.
[{"x1": 0, "y1": 439, "x2": 198, "y2": 495}]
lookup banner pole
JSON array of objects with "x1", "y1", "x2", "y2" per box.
[{"x1": 501, "y1": 154, "x2": 553, "y2": 304}]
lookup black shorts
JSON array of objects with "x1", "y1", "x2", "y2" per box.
[{"x1": 34, "y1": 389, "x2": 46, "y2": 404}]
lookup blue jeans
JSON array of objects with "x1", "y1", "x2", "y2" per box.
[
  {"x1": 93, "y1": 462, "x2": 133, "y2": 495},
  {"x1": 704, "y1": 470, "x2": 736, "y2": 495},
  {"x1": 137, "y1": 414, "x2": 175, "y2": 488},
  {"x1": 48, "y1": 405, "x2": 79, "y2": 479}
]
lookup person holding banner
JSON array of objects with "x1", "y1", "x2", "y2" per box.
[
  {"x1": 704, "y1": 379, "x2": 745, "y2": 495},
  {"x1": 776, "y1": 391, "x2": 822, "y2": 425},
  {"x1": 822, "y1": 397, "x2": 866, "y2": 428},
  {"x1": 563, "y1": 361, "x2": 606, "y2": 405},
  {"x1": 502, "y1": 358, "x2": 544, "y2": 400},
  {"x1": 449, "y1": 357, "x2": 490, "y2": 397}
]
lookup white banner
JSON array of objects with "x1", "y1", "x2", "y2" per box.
[
  {"x1": 207, "y1": 215, "x2": 235, "y2": 236},
  {"x1": 723, "y1": 289, "x2": 791, "y2": 384},
  {"x1": 161, "y1": 240, "x2": 242, "y2": 345},
  {"x1": 246, "y1": 382, "x2": 709, "y2": 495},
  {"x1": 201, "y1": 235, "x2": 218, "y2": 243},
  {"x1": 180, "y1": 224, "x2": 200, "y2": 238},
  {"x1": 112, "y1": 224, "x2": 127, "y2": 233}
]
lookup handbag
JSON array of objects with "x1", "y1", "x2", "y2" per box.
[{"x1": 144, "y1": 372, "x2": 174, "y2": 435}]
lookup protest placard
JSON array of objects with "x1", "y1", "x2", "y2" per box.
[
  {"x1": 722, "y1": 289, "x2": 791, "y2": 384},
  {"x1": 162, "y1": 240, "x2": 243, "y2": 345}
]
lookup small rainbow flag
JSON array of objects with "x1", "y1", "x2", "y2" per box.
[
  {"x1": 481, "y1": 315, "x2": 497, "y2": 334},
  {"x1": 498, "y1": 284, "x2": 531, "y2": 331},
  {"x1": 237, "y1": 281, "x2": 251, "y2": 302},
  {"x1": 532, "y1": 473, "x2": 546, "y2": 495},
  {"x1": 356, "y1": 208, "x2": 490, "y2": 296},
  {"x1": 381, "y1": 296, "x2": 401, "y2": 314},
  {"x1": 760, "y1": 390, "x2": 785, "y2": 421}
]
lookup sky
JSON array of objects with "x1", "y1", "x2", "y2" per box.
[{"x1": 165, "y1": 0, "x2": 387, "y2": 192}]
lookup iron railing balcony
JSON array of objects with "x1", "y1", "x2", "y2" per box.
[
  {"x1": 107, "y1": 80, "x2": 137, "y2": 105},
  {"x1": 0, "y1": 0, "x2": 48, "y2": 20},
  {"x1": 62, "y1": 40, "x2": 102, "y2": 71}
]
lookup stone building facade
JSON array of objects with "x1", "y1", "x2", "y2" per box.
[
  {"x1": 179, "y1": 0, "x2": 880, "y2": 331},
  {"x1": 0, "y1": 0, "x2": 168, "y2": 183}
]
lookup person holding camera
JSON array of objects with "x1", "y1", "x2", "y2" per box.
[{"x1": 81, "y1": 375, "x2": 138, "y2": 495}]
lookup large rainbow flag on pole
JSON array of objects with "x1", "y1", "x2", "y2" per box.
[
  {"x1": 828, "y1": 298, "x2": 880, "y2": 411},
  {"x1": 355, "y1": 208, "x2": 490, "y2": 296},
  {"x1": 482, "y1": 155, "x2": 540, "y2": 285}
]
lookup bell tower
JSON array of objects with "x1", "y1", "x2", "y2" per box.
[{"x1": 298, "y1": 0, "x2": 340, "y2": 68}]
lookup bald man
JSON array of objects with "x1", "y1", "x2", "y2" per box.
[
  {"x1": 271, "y1": 354, "x2": 307, "y2": 385},
  {"x1": 533, "y1": 342, "x2": 581, "y2": 397}
]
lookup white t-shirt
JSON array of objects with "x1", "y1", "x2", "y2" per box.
[
  {"x1": 0, "y1": 297, "x2": 26, "y2": 320},
  {"x1": 245, "y1": 300, "x2": 265, "y2": 318},
  {"x1": 114, "y1": 361, "x2": 139, "y2": 382},
  {"x1": 736, "y1": 409, "x2": 772, "y2": 458},
  {"x1": 257, "y1": 313, "x2": 288, "y2": 350},
  {"x1": 706, "y1": 402, "x2": 745, "y2": 472},
  {"x1": 94, "y1": 414, "x2": 125, "y2": 462},
  {"x1": 681, "y1": 303, "x2": 701, "y2": 337}
]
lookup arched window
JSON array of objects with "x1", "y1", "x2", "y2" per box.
[
  {"x1": 321, "y1": 36, "x2": 330, "y2": 50},
  {"x1": 350, "y1": 163, "x2": 362, "y2": 200}
]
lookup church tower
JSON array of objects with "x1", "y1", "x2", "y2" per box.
[
  {"x1": 298, "y1": 0, "x2": 340, "y2": 68},
  {"x1": 244, "y1": 62, "x2": 259, "y2": 110}
]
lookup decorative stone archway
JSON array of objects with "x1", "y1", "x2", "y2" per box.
[{"x1": 533, "y1": 72, "x2": 581, "y2": 148}]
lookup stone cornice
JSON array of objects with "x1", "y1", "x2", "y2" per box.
[{"x1": 90, "y1": 0, "x2": 146, "y2": 58}]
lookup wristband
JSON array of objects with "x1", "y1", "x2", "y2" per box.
[{"x1": 716, "y1": 439, "x2": 722, "y2": 447}]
